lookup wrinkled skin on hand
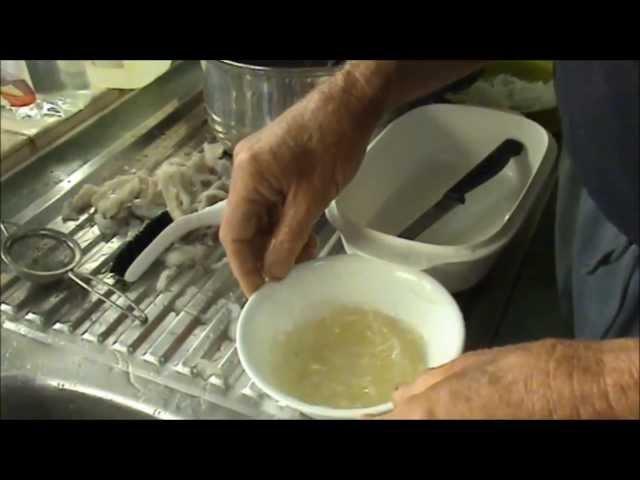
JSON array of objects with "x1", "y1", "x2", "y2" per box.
[
  {"x1": 217, "y1": 60, "x2": 640, "y2": 420},
  {"x1": 220, "y1": 71, "x2": 383, "y2": 297},
  {"x1": 218, "y1": 60, "x2": 487, "y2": 297},
  {"x1": 377, "y1": 339, "x2": 640, "y2": 419}
]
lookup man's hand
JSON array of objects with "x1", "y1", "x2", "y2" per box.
[
  {"x1": 220, "y1": 60, "x2": 487, "y2": 297},
  {"x1": 219, "y1": 63, "x2": 392, "y2": 297},
  {"x1": 378, "y1": 339, "x2": 639, "y2": 419}
]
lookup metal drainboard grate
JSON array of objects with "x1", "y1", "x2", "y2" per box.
[
  {"x1": 1, "y1": 114, "x2": 342, "y2": 419},
  {"x1": 0, "y1": 213, "x2": 307, "y2": 417}
]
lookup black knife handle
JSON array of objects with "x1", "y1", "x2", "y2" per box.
[{"x1": 445, "y1": 139, "x2": 524, "y2": 204}]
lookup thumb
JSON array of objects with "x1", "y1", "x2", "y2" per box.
[
  {"x1": 393, "y1": 349, "x2": 491, "y2": 404},
  {"x1": 264, "y1": 193, "x2": 318, "y2": 281}
]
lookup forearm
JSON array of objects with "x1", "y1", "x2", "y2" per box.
[
  {"x1": 341, "y1": 60, "x2": 488, "y2": 112},
  {"x1": 304, "y1": 60, "x2": 488, "y2": 132},
  {"x1": 547, "y1": 338, "x2": 639, "y2": 418},
  {"x1": 599, "y1": 338, "x2": 639, "y2": 417}
]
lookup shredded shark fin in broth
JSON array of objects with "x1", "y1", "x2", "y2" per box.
[{"x1": 271, "y1": 306, "x2": 426, "y2": 409}]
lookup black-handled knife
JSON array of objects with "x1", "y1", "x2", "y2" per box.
[{"x1": 397, "y1": 139, "x2": 524, "y2": 240}]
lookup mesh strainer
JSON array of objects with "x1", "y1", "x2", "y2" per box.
[{"x1": 0, "y1": 221, "x2": 147, "y2": 324}]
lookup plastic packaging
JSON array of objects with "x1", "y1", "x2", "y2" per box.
[
  {"x1": 1, "y1": 61, "x2": 94, "y2": 136},
  {"x1": 1, "y1": 60, "x2": 37, "y2": 107}
]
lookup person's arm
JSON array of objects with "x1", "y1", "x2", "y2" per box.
[
  {"x1": 379, "y1": 338, "x2": 640, "y2": 419},
  {"x1": 220, "y1": 61, "x2": 487, "y2": 296},
  {"x1": 552, "y1": 338, "x2": 639, "y2": 418},
  {"x1": 342, "y1": 60, "x2": 489, "y2": 112}
]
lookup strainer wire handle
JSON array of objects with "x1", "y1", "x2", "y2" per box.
[
  {"x1": 67, "y1": 271, "x2": 148, "y2": 324},
  {"x1": 0, "y1": 220, "x2": 19, "y2": 237}
]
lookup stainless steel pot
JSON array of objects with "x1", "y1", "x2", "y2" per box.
[{"x1": 203, "y1": 60, "x2": 341, "y2": 152}]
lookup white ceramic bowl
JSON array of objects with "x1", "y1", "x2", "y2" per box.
[
  {"x1": 326, "y1": 103, "x2": 557, "y2": 292},
  {"x1": 236, "y1": 254, "x2": 465, "y2": 419}
]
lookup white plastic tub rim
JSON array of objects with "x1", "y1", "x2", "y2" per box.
[{"x1": 326, "y1": 103, "x2": 558, "y2": 272}]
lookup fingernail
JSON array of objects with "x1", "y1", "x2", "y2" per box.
[
  {"x1": 264, "y1": 263, "x2": 288, "y2": 281},
  {"x1": 265, "y1": 246, "x2": 293, "y2": 280}
]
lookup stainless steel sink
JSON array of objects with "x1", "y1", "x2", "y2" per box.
[
  {"x1": 0, "y1": 61, "x2": 305, "y2": 420},
  {"x1": 0, "y1": 60, "x2": 558, "y2": 420},
  {"x1": 1, "y1": 375, "x2": 154, "y2": 420},
  {"x1": 1, "y1": 328, "x2": 257, "y2": 419}
]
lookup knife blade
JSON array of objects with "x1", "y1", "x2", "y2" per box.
[
  {"x1": 397, "y1": 193, "x2": 463, "y2": 240},
  {"x1": 397, "y1": 138, "x2": 524, "y2": 240}
]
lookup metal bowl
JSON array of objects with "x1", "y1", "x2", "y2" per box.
[{"x1": 203, "y1": 60, "x2": 341, "y2": 152}]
